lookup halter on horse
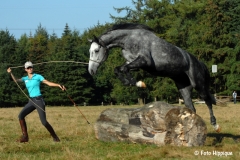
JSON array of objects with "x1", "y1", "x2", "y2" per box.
[{"x1": 88, "y1": 23, "x2": 220, "y2": 132}]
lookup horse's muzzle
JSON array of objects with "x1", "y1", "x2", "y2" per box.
[
  {"x1": 88, "y1": 60, "x2": 99, "y2": 76},
  {"x1": 89, "y1": 69, "x2": 95, "y2": 76}
]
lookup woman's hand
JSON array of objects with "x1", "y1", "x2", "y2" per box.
[
  {"x1": 59, "y1": 85, "x2": 66, "y2": 91},
  {"x1": 7, "y1": 67, "x2": 12, "y2": 73}
]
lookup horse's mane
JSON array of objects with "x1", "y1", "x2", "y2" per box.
[{"x1": 106, "y1": 23, "x2": 154, "y2": 33}]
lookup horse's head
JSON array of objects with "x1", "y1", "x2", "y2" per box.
[{"x1": 88, "y1": 35, "x2": 108, "y2": 76}]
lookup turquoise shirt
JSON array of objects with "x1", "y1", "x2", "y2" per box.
[{"x1": 21, "y1": 73, "x2": 45, "y2": 98}]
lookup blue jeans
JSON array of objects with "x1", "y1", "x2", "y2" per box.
[{"x1": 233, "y1": 98, "x2": 236, "y2": 104}]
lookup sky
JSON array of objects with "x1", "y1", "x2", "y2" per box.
[{"x1": 1, "y1": 0, "x2": 134, "y2": 39}]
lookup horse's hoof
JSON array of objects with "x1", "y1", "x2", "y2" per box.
[
  {"x1": 214, "y1": 124, "x2": 221, "y2": 132},
  {"x1": 136, "y1": 81, "x2": 146, "y2": 88}
]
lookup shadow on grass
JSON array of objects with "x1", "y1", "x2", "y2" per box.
[{"x1": 207, "y1": 133, "x2": 240, "y2": 145}]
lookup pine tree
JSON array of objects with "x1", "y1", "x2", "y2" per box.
[{"x1": 0, "y1": 30, "x2": 19, "y2": 106}]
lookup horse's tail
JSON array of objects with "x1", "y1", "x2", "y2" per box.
[{"x1": 200, "y1": 62, "x2": 216, "y2": 105}]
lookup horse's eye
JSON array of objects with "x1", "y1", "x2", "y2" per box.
[
  {"x1": 95, "y1": 48, "x2": 100, "y2": 52},
  {"x1": 95, "y1": 45, "x2": 101, "y2": 52}
]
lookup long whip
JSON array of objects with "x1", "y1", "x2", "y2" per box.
[
  {"x1": 63, "y1": 88, "x2": 90, "y2": 125},
  {"x1": 10, "y1": 61, "x2": 88, "y2": 69}
]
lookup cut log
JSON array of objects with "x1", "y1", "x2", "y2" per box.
[{"x1": 94, "y1": 101, "x2": 207, "y2": 147}]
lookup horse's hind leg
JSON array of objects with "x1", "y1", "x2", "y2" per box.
[
  {"x1": 204, "y1": 95, "x2": 216, "y2": 125},
  {"x1": 196, "y1": 88, "x2": 220, "y2": 132},
  {"x1": 178, "y1": 85, "x2": 196, "y2": 112},
  {"x1": 173, "y1": 77, "x2": 196, "y2": 112}
]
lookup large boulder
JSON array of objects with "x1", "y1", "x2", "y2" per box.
[{"x1": 94, "y1": 101, "x2": 207, "y2": 147}]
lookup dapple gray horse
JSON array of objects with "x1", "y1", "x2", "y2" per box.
[{"x1": 88, "y1": 23, "x2": 220, "y2": 132}]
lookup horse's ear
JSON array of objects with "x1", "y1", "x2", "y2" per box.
[
  {"x1": 92, "y1": 35, "x2": 106, "y2": 47},
  {"x1": 93, "y1": 35, "x2": 99, "y2": 44},
  {"x1": 88, "y1": 39, "x2": 93, "y2": 43},
  {"x1": 87, "y1": 35, "x2": 99, "y2": 44}
]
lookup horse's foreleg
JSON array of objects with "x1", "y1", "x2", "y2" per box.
[
  {"x1": 114, "y1": 56, "x2": 147, "y2": 87},
  {"x1": 124, "y1": 56, "x2": 148, "y2": 87},
  {"x1": 114, "y1": 66, "x2": 131, "y2": 85},
  {"x1": 114, "y1": 65, "x2": 137, "y2": 86}
]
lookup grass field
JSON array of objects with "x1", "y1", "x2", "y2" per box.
[{"x1": 0, "y1": 103, "x2": 240, "y2": 160}]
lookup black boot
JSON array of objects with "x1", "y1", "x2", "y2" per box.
[
  {"x1": 17, "y1": 119, "x2": 29, "y2": 143},
  {"x1": 45, "y1": 123, "x2": 60, "y2": 142}
]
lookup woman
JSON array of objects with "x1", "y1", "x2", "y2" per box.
[
  {"x1": 7, "y1": 61, "x2": 66, "y2": 143},
  {"x1": 233, "y1": 91, "x2": 237, "y2": 104}
]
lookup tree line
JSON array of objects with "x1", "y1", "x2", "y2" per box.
[{"x1": 1, "y1": 0, "x2": 239, "y2": 107}]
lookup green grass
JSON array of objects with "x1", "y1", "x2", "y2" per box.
[{"x1": 0, "y1": 103, "x2": 240, "y2": 160}]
